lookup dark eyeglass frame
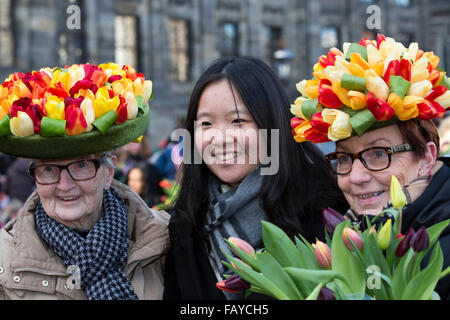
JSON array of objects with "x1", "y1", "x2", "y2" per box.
[
  {"x1": 28, "y1": 156, "x2": 105, "y2": 185},
  {"x1": 325, "y1": 143, "x2": 414, "y2": 175}
]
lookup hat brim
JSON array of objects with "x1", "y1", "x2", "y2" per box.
[{"x1": 0, "y1": 104, "x2": 150, "y2": 159}]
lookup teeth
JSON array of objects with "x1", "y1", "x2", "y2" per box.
[
  {"x1": 60, "y1": 197, "x2": 78, "y2": 201},
  {"x1": 215, "y1": 153, "x2": 238, "y2": 161},
  {"x1": 357, "y1": 191, "x2": 384, "y2": 200}
]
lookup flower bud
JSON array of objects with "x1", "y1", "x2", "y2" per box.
[
  {"x1": 216, "y1": 274, "x2": 250, "y2": 293},
  {"x1": 410, "y1": 226, "x2": 429, "y2": 252},
  {"x1": 343, "y1": 227, "x2": 363, "y2": 251},
  {"x1": 395, "y1": 227, "x2": 415, "y2": 257},
  {"x1": 228, "y1": 237, "x2": 256, "y2": 259},
  {"x1": 313, "y1": 240, "x2": 332, "y2": 269},
  {"x1": 322, "y1": 207, "x2": 345, "y2": 234},
  {"x1": 377, "y1": 219, "x2": 392, "y2": 250},
  {"x1": 390, "y1": 175, "x2": 406, "y2": 209},
  {"x1": 318, "y1": 286, "x2": 336, "y2": 300}
]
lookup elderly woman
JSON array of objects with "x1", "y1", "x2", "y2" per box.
[
  {"x1": 0, "y1": 63, "x2": 169, "y2": 300},
  {"x1": 290, "y1": 35, "x2": 450, "y2": 299}
]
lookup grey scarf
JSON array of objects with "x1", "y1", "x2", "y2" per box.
[
  {"x1": 203, "y1": 167, "x2": 267, "y2": 298},
  {"x1": 35, "y1": 188, "x2": 138, "y2": 300}
]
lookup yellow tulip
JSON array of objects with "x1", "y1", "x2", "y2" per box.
[
  {"x1": 406, "y1": 80, "x2": 433, "y2": 97},
  {"x1": 434, "y1": 90, "x2": 450, "y2": 109},
  {"x1": 390, "y1": 175, "x2": 406, "y2": 209},
  {"x1": 0, "y1": 105, "x2": 6, "y2": 120},
  {"x1": 423, "y1": 51, "x2": 440, "y2": 69},
  {"x1": 331, "y1": 81, "x2": 351, "y2": 107},
  {"x1": 290, "y1": 97, "x2": 309, "y2": 120},
  {"x1": 52, "y1": 69, "x2": 72, "y2": 92},
  {"x1": 322, "y1": 109, "x2": 352, "y2": 141},
  {"x1": 10, "y1": 111, "x2": 35, "y2": 137},
  {"x1": 93, "y1": 87, "x2": 120, "y2": 118},
  {"x1": 142, "y1": 80, "x2": 153, "y2": 104},
  {"x1": 365, "y1": 69, "x2": 390, "y2": 101},
  {"x1": 348, "y1": 91, "x2": 367, "y2": 110},
  {"x1": 411, "y1": 57, "x2": 430, "y2": 83},
  {"x1": 293, "y1": 120, "x2": 312, "y2": 142},
  {"x1": 67, "y1": 64, "x2": 86, "y2": 89},
  {"x1": 44, "y1": 96, "x2": 65, "y2": 120},
  {"x1": 80, "y1": 98, "x2": 95, "y2": 132},
  {"x1": 377, "y1": 219, "x2": 392, "y2": 250},
  {"x1": 125, "y1": 91, "x2": 138, "y2": 120}
]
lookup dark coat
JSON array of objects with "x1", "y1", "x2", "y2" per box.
[{"x1": 402, "y1": 157, "x2": 450, "y2": 300}]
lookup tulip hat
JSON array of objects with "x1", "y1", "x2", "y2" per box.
[
  {"x1": 0, "y1": 63, "x2": 152, "y2": 159},
  {"x1": 290, "y1": 34, "x2": 450, "y2": 143}
]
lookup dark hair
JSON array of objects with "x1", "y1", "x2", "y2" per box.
[
  {"x1": 126, "y1": 162, "x2": 164, "y2": 207},
  {"x1": 172, "y1": 57, "x2": 347, "y2": 248},
  {"x1": 397, "y1": 119, "x2": 440, "y2": 159}
]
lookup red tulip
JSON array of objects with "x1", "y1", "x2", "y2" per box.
[
  {"x1": 318, "y1": 79, "x2": 343, "y2": 109},
  {"x1": 290, "y1": 116, "x2": 305, "y2": 129},
  {"x1": 65, "y1": 106, "x2": 88, "y2": 136},
  {"x1": 383, "y1": 60, "x2": 400, "y2": 85},
  {"x1": 343, "y1": 227, "x2": 364, "y2": 251},
  {"x1": 216, "y1": 274, "x2": 250, "y2": 293},
  {"x1": 303, "y1": 127, "x2": 330, "y2": 143},
  {"x1": 313, "y1": 240, "x2": 332, "y2": 269},
  {"x1": 310, "y1": 112, "x2": 331, "y2": 133},
  {"x1": 228, "y1": 237, "x2": 256, "y2": 259},
  {"x1": 366, "y1": 92, "x2": 395, "y2": 121},
  {"x1": 115, "y1": 96, "x2": 128, "y2": 124},
  {"x1": 416, "y1": 99, "x2": 446, "y2": 120}
]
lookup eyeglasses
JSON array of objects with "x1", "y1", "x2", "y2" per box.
[
  {"x1": 325, "y1": 143, "x2": 414, "y2": 175},
  {"x1": 29, "y1": 157, "x2": 105, "y2": 185}
]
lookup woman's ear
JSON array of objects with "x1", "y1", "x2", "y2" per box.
[
  {"x1": 103, "y1": 155, "x2": 117, "y2": 190},
  {"x1": 418, "y1": 142, "x2": 437, "y2": 176}
]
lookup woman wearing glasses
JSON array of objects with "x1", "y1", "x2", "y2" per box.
[
  {"x1": 291, "y1": 35, "x2": 450, "y2": 299},
  {"x1": 0, "y1": 63, "x2": 169, "y2": 300}
]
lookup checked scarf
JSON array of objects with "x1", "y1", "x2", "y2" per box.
[{"x1": 35, "y1": 187, "x2": 138, "y2": 300}]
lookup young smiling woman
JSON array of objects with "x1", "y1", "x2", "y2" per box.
[{"x1": 163, "y1": 56, "x2": 348, "y2": 300}]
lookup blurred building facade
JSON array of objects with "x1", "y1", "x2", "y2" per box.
[{"x1": 0, "y1": 0, "x2": 449, "y2": 147}]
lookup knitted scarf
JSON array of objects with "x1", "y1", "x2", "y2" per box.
[
  {"x1": 35, "y1": 187, "x2": 138, "y2": 300},
  {"x1": 204, "y1": 167, "x2": 267, "y2": 298}
]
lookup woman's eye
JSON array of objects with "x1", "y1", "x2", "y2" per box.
[
  {"x1": 201, "y1": 121, "x2": 211, "y2": 127},
  {"x1": 232, "y1": 118, "x2": 244, "y2": 124}
]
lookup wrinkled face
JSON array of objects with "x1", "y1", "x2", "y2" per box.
[
  {"x1": 34, "y1": 155, "x2": 116, "y2": 230},
  {"x1": 336, "y1": 125, "x2": 423, "y2": 216},
  {"x1": 195, "y1": 80, "x2": 260, "y2": 188},
  {"x1": 128, "y1": 168, "x2": 144, "y2": 195}
]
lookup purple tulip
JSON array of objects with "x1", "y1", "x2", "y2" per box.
[
  {"x1": 216, "y1": 274, "x2": 250, "y2": 293},
  {"x1": 318, "y1": 286, "x2": 336, "y2": 300},
  {"x1": 395, "y1": 227, "x2": 415, "y2": 257},
  {"x1": 410, "y1": 226, "x2": 429, "y2": 252},
  {"x1": 322, "y1": 207, "x2": 345, "y2": 234}
]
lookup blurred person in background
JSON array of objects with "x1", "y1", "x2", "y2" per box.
[
  {"x1": 438, "y1": 116, "x2": 450, "y2": 156},
  {"x1": 126, "y1": 162, "x2": 165, "y2": 208},
  {"x1": 5, "y1": 158, "x2": 35, "y2": 203}
]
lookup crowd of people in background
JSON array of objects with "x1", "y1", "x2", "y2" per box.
[{"x1": 0, "y1": 131, "x2": 182, "y2": 229}]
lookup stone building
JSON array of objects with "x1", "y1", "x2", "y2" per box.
[{"x1": 0, "y1": 0, "x2": 449, "y2": 147}]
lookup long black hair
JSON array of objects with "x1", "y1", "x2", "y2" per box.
[{"x1": 172, "y1": 56, "x2": 347, "y2": 248}]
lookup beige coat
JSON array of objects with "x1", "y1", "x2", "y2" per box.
[{"x1": 0, "y1": 180, "x2": 170, "y2": 300}]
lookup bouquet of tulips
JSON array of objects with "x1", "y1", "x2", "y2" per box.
[
  {"x1": 217, "y1": 176, "x2": 450, "y2": 300},
  {"x1": 0, "y1": 63, "x2": 152, "y2": 137},
  {"x1": 152, "y1": 179, "x2": 180, "y2": 211}
]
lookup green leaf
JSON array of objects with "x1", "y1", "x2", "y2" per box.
[
  {"x1": 294, "y1": 237, "x2": 320, "y2": 270},
  {"x1": 40, "y1": 117, "x2": 66, "y2": 137},
  {"x1": 256, "y1": 251, "x2": 303, "y2": 299},
  {"x1": 341, "y1": 73, "x2": 366, "y2": 92},
  {"x1": 92, "y1": 110, "x2": 118, "y2": 134},
  {"x1": 223, "y1": 239, "x2": 259, "y2": 271},
  {"x1": 0, "y1": 115, "x2": 11, "y2": 136},
  {"x1": 306, "y1": 282, "x2": 324, "y2": 300},
  {"x1": 301, "y1": 99, "x2": 318, "y2": 121},
  {"x1": 401, "y1": 242, "x2": 443, "y2": 300},
  {"x1": 261, "y1": 221, "x2": 307, "y2": 268},
  {"x1": 331, "y1": 221, "x2": 366, "y2": 294},
  {"x1": 392, "y1": 249, "x2": 414, "y2": 298},
  {"x1": 345, "y1": 43, "x2": 368, "y2": 61},
  {"x1": 284, "y1": 267, "x2": 349, "y2": 288}
]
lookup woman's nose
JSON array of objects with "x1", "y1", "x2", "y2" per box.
[
  {"x1": 211, "y1": 126, "x2": 236, "y2": 146},
  {"x1": 57, "y1": 169, "x2": 76, "y2": 190},
  {"x1": 348, "y1": 159, "x2": 372, "y2": 185}
]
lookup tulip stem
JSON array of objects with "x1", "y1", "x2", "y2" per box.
[
  {"x1": 439, "y1": 266, "x2": 450, "y2": 280},
  {"x1": 397, "y1": 208, "x2": 403, "y2": 235}
]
